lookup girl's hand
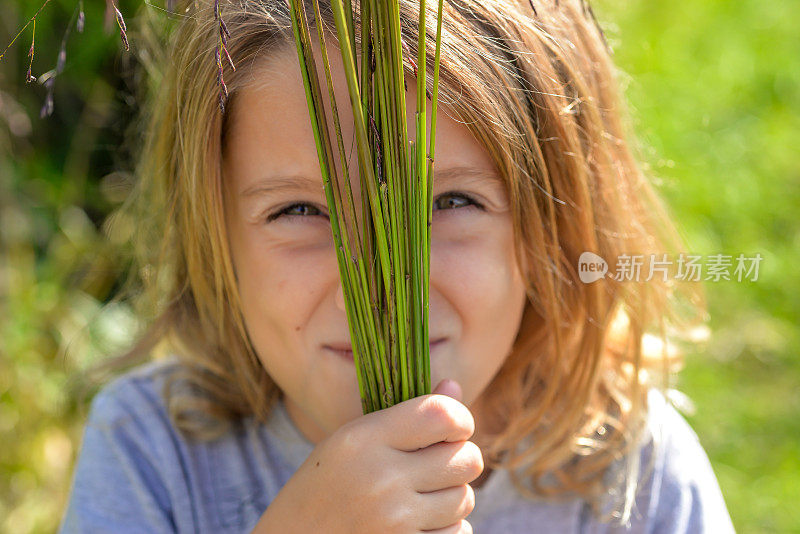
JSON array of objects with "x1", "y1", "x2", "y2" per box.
[{"x1": 251, "y1": 379, "x2": 482, "y2": 534}]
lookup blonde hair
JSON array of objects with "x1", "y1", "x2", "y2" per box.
[{"x1": 108, "y1": 0, "x2": 706, "y2": 526}]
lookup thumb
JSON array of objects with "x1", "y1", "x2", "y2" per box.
[{"x1": 432, "y1": 379, "x2": 463, "y2": 402}]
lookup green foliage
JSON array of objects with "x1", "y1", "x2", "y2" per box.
[
  {"x1": 1, "y1": 1, "x2": 141, "y2": 532},
  {"x1": 1, "y1": 0, "x2": 797, "y2": 532},
  {"x1": 593, "y1": 0, "x2": 800, "y2": 530}
]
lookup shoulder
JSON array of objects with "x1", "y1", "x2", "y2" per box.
[
  {"x1": 81, "y1": 357, "x2": 188, "y2": 457},
  {"x1": 75, "y1": 357, "x2": 192, "y2": 489},
  {"x1": 86, "y1": 358, "x2": 179, "y2": 428},
  {"x1": 609, "y1": 388, "x2": 736, "y2": 533},
  {"x1": 59, "y1": 358, "x2": 192, "y2": 532},
  {"x1": 62, "y1": 358, "x2": 267, "y2": 533},
  {"x1": 62, "y1": 358, "x2": 311, "y2": 533}
]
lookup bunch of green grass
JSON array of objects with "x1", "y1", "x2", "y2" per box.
[{"x1": 288, "y1": 0, "x2": 444, "y2": 414}]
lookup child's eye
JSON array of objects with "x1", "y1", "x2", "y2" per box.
[
  {"x1": 433, "y1": 191, "x2": 483, "y2": 212},
  {"x1": 266, "y1": 202, "x2": 328, "y2": 223}
]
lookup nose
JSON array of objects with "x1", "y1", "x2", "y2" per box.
[{"x1": 335, "y1": 281, "x2": 346, "y2": 312}]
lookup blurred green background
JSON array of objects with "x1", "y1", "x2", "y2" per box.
[{"x1": 0, "y1": 0, "x2": 797, "y2": 532}]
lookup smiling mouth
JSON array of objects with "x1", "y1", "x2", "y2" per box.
[{"x1": 324, "y1": 338, "x2": 447, "y2": 361}]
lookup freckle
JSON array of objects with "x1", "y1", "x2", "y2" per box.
[
  {"x1": 295, "y1": 326, "x2": 301, "y2": 331},
  {"x1": 316, "y1": 461, "x2": 320, "y2": 467}
]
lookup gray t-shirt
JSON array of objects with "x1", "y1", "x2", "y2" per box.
[{"x1": 58, "y1": 359, "x2": 735, "y2": 533}]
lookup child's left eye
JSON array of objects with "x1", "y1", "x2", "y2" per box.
[
  {"x1": 266, "y1": 191, "x2": 482, "y2": 224},
  {"x1": 433, "y1": 191, "x2": 483, "y2": 212}
]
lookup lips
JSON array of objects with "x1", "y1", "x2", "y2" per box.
[{"x1": 324, "y1": 337, "x2": 447, "y2": 360}]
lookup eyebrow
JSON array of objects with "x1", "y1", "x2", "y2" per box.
[
  {"x1": 240, "y1": 175, "x2": 321, "y2": 198},
  {"x1": 240, "y1": 165, "x2": 502, "y2": 197},
  {"x1": 437, "y1": 166, "x2": 503, "y2": 186}
]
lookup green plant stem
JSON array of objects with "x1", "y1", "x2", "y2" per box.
[{"x1": 289, "y1": 0, "x2": 443, "y2": 412}]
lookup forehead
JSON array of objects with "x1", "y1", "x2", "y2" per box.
[{"x1": 224, "y1": 42, "x2": 499, "y2": 186}]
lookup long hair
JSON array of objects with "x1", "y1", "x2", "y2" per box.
[{"x1": 106, "y1": 0, "x2": 706, "y2": 525}]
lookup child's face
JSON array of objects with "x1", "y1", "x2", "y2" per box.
[{"x1": 222, "y1": 42, "x2": 527, "y2": 443}]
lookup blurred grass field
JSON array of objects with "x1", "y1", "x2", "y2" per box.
[
  {"x1": 1, "y1": 0, "x2": 798, "y2": 532},
  {"x1": 593, "y1": 1, "x2": 800, "y2": 531}
]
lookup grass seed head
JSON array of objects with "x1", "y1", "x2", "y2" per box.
[
  {"x1": 114, "y1": 6, "x2": 129, "y2": 51},
  {"x1": 57, "y1": 46, "x2": 66, "y2": 73},
  {"x1": 77, "y1": 1, "x2": 85, "y2": 32},
  {"x1": 40, "y1": 78, "x2": 55, "y2": 117},
  {"x1": 26, "y1": 29, "x2": 35, "y2": 83},
  {"x1": 223, "y1": 45, "x2": 235, "y2": 71},
  {"x1": 220, "y1": 18, "x2": 231, "y2": 40}
]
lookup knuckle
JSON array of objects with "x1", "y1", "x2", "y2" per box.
[
  {"x1": 463, "y1": 441, "x2": 484, "y2": 476},
  {"x1": 421, "y1": 395, "x2": 469, "y2": 436},
  {"x1": 374, "y1": 468, "x2": 404, "y2": 498},
  {"x1": 380, "y1": 499, "x2": 413, "y2": 533},
  {"x1": 358, "y1": 476, "x2": 406, "y2": 532},
  {"x1": 333, "y1": 422, "x2": 364, "y2": 458},
  {"x1": 462, "y1": 484, "x2": 476, "y2": 516},
  {"x1": 422, "y1": 395, "x2": 454, "y2": 425}
]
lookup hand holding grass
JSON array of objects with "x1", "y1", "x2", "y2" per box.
[{"x1": 251, "y1": 379, "x2": 482, "y2": 533}]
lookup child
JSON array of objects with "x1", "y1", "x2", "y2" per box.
[{"x1": 59, "y1": 0, "x2": 735, "y2": 532}]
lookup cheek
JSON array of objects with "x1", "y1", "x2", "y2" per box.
[
  {"x1": 432, "y1": 219, "x2": 522, "y2": 316},
  {"x1": 431, "y1": 217, "x2": 526, "y2": 390},
  {"x1": 436, "y1": 243, "x2": 522, "y2": 339},
  {"x1": 237, "y1": 243, "x2": 328, "y2": 303},
  {"x1": 229, "y1": 224, "x2": 332, "y2": 360}
]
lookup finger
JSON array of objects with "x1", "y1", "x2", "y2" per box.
[
  {"x1": 415, "y1": 484, "x2": 476, "y2": 532},
  {"x1": 421, "y1": 519, "x2": 473, "y2": 534},
  {"x1": 408, "y1": 440, "x2": 484, "y2": 493},
  {"x1": 432, "y1": 379, "x2": 463, "y2": 401},
  {"x1": 382, "y1": 393, "x2": 475, "y2": 452}
]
